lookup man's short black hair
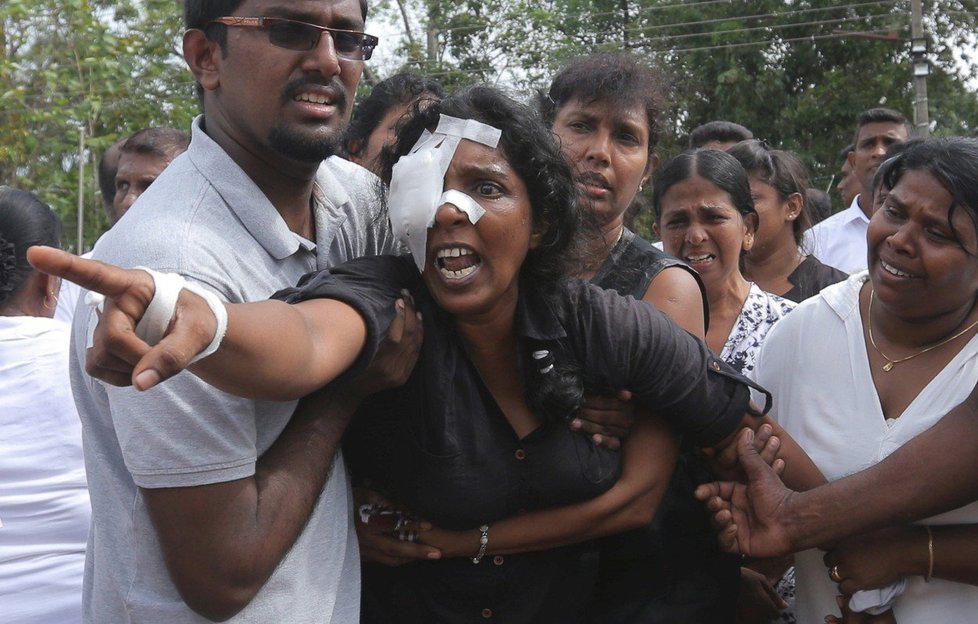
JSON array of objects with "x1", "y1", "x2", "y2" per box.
[
  {"x1": 852, "y1": 107, "x2": 912, "y2": 145},
  {"x1": 120, "y1": 127, "x2": 191, "y2": 160},
  {"x1": 837, "y1": 143, "x2": 854, "y2": 162},
  {"x1": 805, "y1": 188, "x2": 832, "y2": 225},
  {"x1": 184, "y1": 0, "x2": 370, "y2": 42},
  {"x1": 688, "y1": 120, "x2": 753, "y2": 149},
  {"x1": 183, "y1": 0, "x2": 370, "y2": 103}
]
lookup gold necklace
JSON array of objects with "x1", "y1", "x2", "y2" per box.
[{"x1": 868, "y1": 289, "x2": 978, "y2": 372}]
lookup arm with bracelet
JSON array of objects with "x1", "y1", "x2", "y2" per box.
[
  {"x1": 824, "y1": 523, "x2": 978, "y2": 595},
  {"x1": 420, "y1": 410, "x2": 680, "y2": 561}
]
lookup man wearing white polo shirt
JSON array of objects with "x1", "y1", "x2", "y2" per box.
[{"x1": 804, "y1": 108, "x2": 910, "y2": 273}]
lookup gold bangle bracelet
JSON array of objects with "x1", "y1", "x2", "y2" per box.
[{"x1": 925, "y1": 525, "x2": 934, "y2": 583}]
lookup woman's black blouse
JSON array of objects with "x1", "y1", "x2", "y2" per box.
[
  {"x1": 588, "y1": 229, "x2": 740, "y2": 624},
  {"x1": 276, "y1": 254, "x2": 755, "y2": 624},
  {"x1": 591, "y1": 228, "x2": 709, "y2": 329}
]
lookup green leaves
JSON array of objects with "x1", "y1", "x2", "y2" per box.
[
  {"x1": 372, "y1": 0, "x2": 976, "y2": 225},
  {"x1": 0, "y1": 0, "x2": 195, "y2": 250},
  {"x1": 3, "y1": 0, "x2": 975, "y2": 248}
]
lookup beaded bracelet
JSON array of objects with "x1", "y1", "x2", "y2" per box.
[{"x1": 472, "y1": 524, "x2": 490, "y2": 564}]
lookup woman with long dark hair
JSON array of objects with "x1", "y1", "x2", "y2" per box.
[{"x1": 30, "y1": 87, "x2": 817, "y2": 623}]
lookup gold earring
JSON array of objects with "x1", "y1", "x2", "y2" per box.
[{"x1": 43, "y1": 292, "x2": 59, "y2": 310}]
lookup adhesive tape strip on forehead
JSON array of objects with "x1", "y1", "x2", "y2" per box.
[{"x1": 388, "y1": 114, "x2": 502, "y2": 271}]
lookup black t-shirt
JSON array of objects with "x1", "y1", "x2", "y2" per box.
[
  {"x1": 590, "y1": 227, "x2": 709, "y2": 327},
  {"x1": 277, "y1": 254, "x2": 756, "y2": 624},
  {"x1": 784, "y1": 254, "x2": 849, "y2": 303}
]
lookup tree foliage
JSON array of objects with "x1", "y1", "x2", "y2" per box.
[
  {"x1": 1, "y1": 0, "x2": 975, "y2": 247},
  {"x1": 0, "y1": 0, "x2": 196, "y2": 250},
  {"x1": 373, "y1": 0, "x2": 977, "y2": 200}
]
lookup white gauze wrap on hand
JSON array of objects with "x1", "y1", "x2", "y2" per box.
[
  {"x1": 848, "y1": 580, "x2": 907, "y2": 615},
  {"x1": 388, "y1": 114, "x2": 502, "y2": 270},
  {"x1": 83, "y1": 268, "x2": 228, "y2": 365}
]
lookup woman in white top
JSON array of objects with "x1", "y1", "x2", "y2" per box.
[
  {"x1": 740, "y1": 137, "x2": 978, "y2": 623},
  {"x1": 0, "y1": 187, "x2": 89, "y2": 624}
]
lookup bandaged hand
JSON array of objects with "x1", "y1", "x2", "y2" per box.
[{"x1": 27, "y1": 246, "x2": 224, "y2": 390}]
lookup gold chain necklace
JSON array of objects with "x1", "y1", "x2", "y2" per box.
[{"x1": 868, "y1": 289, "x2": 978, "y2": 372}]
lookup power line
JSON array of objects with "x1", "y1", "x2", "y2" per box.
[
  {"x1": 390, "y1": 26, "x2": 905, "y2": 80},
  {"x1": 624, "y1": 12, "x2": 900, "y2": 44},
  {"x1": 0, "y1": 1, "x2": 952, "y2": 114},
  {"x1": 650, "y1": 27, "x2": 899, "y2": 54},
  {"x1": 383, "y1": 0, "x2": 899, "y2": 38},
  {"x1": 627, "y1": 0, "x2": 899, "y2": 33}
]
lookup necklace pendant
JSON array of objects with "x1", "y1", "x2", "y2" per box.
[{"x1": 883, "y1": 361, "x2": 894, "y2": 372}]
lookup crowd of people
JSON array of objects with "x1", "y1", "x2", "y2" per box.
[{"x1": 4, "y1": 1, "x2": 978, "y2": 623}]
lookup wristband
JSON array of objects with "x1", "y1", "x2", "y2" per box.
[
  {"x1": 183, "y1": 281, "x2": 228, "y2": 364},
  {"x1": 130, "y1": 268, "x2": 227, "y2": 363}
]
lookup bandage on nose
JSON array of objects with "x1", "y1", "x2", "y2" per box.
[
  {"x1": 435, "y1": 189, "x2": 485, "y2": 225},
  {"x1": 388, "y1": 114, "x2": 502, "y2": 271}
]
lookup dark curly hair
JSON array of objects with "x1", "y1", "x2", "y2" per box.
[
  {"x1": 0, "y1": 187, "x2": 62, "y2": 307},
  {"x1": 540, "y1": 52, "x2": 666, "y2": 155},
  {"x1": 379, "y1": 85, "x2": 586, "y2": 422},
  {"x1": 345, "y1": 73, "x2": 443, "y2": 160},
  {"x1": 380, "y1": 84, "x2": 584, "y2": 290}
]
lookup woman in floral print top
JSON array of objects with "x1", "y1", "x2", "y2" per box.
[
  {"x1": 653, "y1": 148, "x2": 796, "y2": 374},
  {"x1": 654, "y1": 148, "x2": 797, "y2": 623}
]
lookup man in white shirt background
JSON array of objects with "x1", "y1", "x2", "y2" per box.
[{"x1": 804, "y1": 107, "x2": 911, "y2": 273}]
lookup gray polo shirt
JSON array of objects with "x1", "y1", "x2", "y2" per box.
[{"x1": 72, "y1": 117, "x2": 396, "y2": 622}]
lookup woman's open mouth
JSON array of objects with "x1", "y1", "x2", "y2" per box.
[
  {"x1": 436, "y1": 247, "x2": 482, "y2": 280},
  {"x1": 684, "y1": 253, "x2": 716, "y2": 267}
]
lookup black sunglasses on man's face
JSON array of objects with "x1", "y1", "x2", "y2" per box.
[{"x1": 208, "y1": 16, "x2": 378, "y2": 61}]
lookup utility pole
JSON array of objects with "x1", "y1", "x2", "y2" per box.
[{"x1": 910, "y1": 0, "x2": 930, "y2": 137}]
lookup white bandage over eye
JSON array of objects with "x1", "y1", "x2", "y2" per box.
[{"x1": 388, "y1": 114, "x2": 502, "y2": 271}]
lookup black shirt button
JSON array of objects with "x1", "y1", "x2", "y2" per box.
[
  {"x1": 515, "y1": 448, "x2": 526, "y2": 460},
  {"x1": 481, "y1": 608, "x2": 493, "y2": 618},
  {"x1": 710, "y1": 360, "x2": 721, "y2": 371},
  {"x1": 493, "y1": 555, "x2": 505, "y2": 566}
]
